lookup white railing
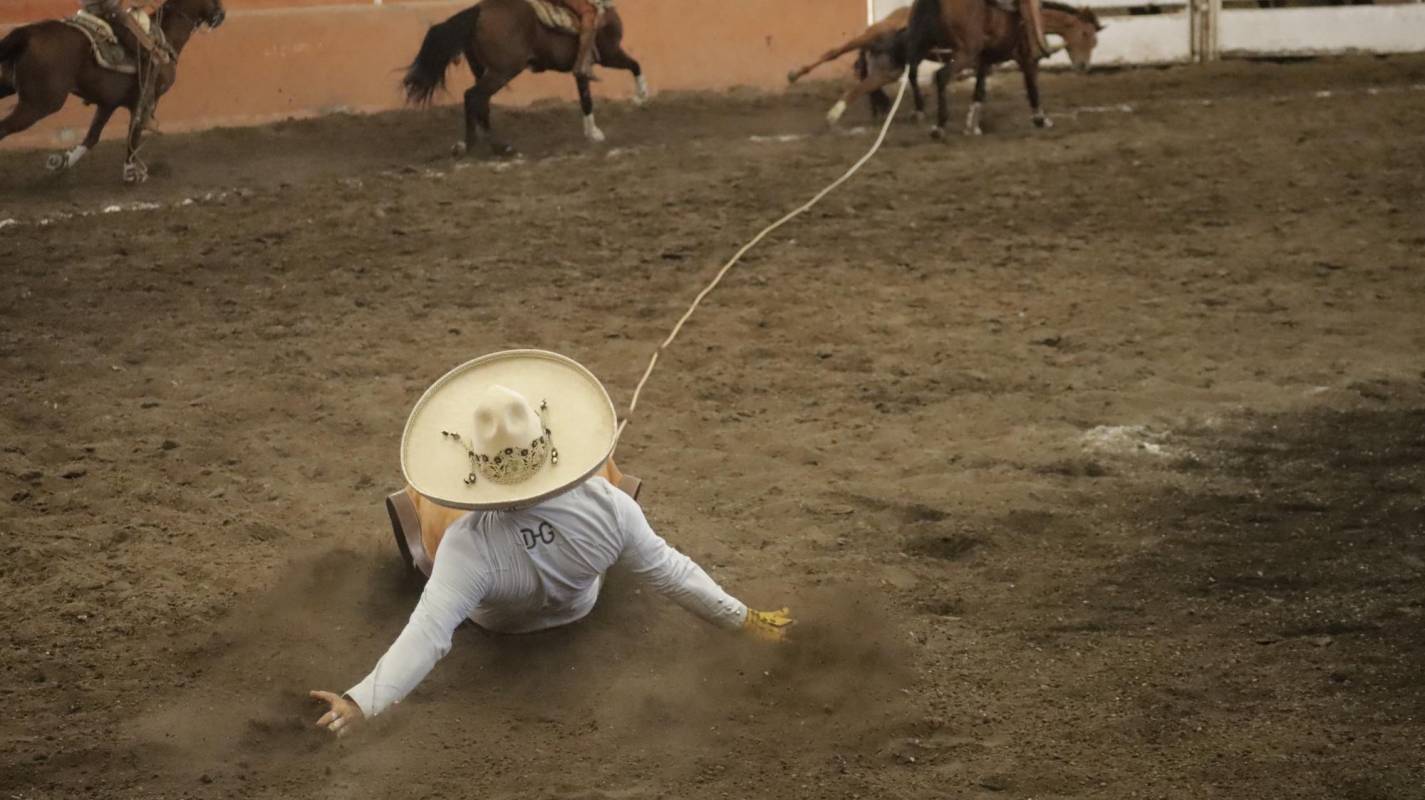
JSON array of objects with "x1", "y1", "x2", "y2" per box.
[{"x1": 868, "y1": 0, "x2": 1425, "y2": 62}]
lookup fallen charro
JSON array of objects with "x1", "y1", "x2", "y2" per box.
[{"x1": 310, "y1": 351, "x2": 794, "y2": 737}]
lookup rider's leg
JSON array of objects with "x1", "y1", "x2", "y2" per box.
[{"x1": 560, "y1": 0, "x2": 600, "y2": 78}]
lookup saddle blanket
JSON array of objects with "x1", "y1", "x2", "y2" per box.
[
  {"x1": 524, "y1": 0, "x2": 614, "y2": 36},
  {"x1": 61, "y1": 9, "x2": 165, "y2": 75}
]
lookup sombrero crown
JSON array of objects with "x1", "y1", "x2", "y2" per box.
[{"x1": 401, "y1": 350, "x2": 617, "y2": 510}]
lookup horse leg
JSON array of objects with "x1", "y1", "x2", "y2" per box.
[
  {"x1": 858, "y1": 51, "x2": 896, "y2": 121},
  {"x1": 48, "y1": 104, "x2": 116, "y2": 171},
  {"x1": 597, "y1": 44, "x2": 648, "y2": 107},
  {"x1": 448, "y1": 55, "x2": 485, "y2": 157},
  {"x1": 828, "y1": 61, "x2": 899, "y2": 127},
  {"x1": 466, "y1": 69, "x2": 517, "y2": 157},
  {"x1": 0, "y1": 69, "x2": 67, "y2": 145},
  {"x1": 929, "y1": 63, "x2": 952, "y2": 139},
  {"x1": 575, "y1": 74, "x2": 605, "y2": 143},
  {"x1": 122, "y1": 104, "x2": 150, "y2": 184},
  {"x1": 0, "y1": 99, "x2": 56, "y2": 144},
  {"x1": 868, "y1": 88, "x2": 892, "y2": 120},
  {"x1": 1021, "y1": 55, "x2": 1051, "y2": 128},
  {"x1": 965, "y1": 63, "x2": 988, "y2": 136},
  {"x1": 909, "y1": 61, "x2": 926, "y2": 122}
]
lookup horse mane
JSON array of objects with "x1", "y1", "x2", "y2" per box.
[{"x1": 1041, "y1": 1, "x2": 1103, "y2": 29}]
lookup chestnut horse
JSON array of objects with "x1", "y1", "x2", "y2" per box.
[
  {"x1": 0, "y1": 0, "x2": 226, "y2": 183},
  {"x1": 802, "y1": 1, "x2": 1103, "y2": 130},
  {"x1": 403, "y1": 0, "x2": 648, "y2": 157},
  {"x1": 903, "y1": 0, "x2": 1056, "y2": 139}
]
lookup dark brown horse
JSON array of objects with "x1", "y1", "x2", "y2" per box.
[
  {"x1": 903, "y1": 0, "x2": 1054, "y2": 139},
  {"x1": 403, "y1": 0, "x2": 647, "y2": 157},
  {"x1": 0, "y1": 0, "x2": 226, "y2": 183}
]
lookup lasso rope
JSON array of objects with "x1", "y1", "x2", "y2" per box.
[{"x1": 614, "y1": 72, "x2": 911, "y2": 444}]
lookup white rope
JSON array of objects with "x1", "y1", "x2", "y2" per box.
[{"x1": 614, "y1": 72, "x2": 912, "y2": 444}]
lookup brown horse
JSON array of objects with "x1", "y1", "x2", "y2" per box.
[
  {"x1": 809, "y1": 1, "x2": 1103, "y2": 129},
  {"x1": 903, "y1": 0, "x2": 1055, "y2": 139},
  {"x1": 402, "y1": 0, "x2": 647, "y2": 157},
  {"x1": 0, "y1": 0, "x2": 226, "y2": 183}
]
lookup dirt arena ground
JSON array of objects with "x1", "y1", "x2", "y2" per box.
[{"x1": 3, "y1": 55, "x2": 1424, "y2": 799}]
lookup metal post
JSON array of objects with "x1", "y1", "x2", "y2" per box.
[{"x1": 1191, "y1": 0, "x2": 1221, "y2": 62}]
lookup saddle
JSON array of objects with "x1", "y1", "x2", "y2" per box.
[
  {"x1": 524, "y1": 0, "x2": 614, "y2": 36},
  {"x1": 61, "y1": 9, "x2": 170, "y2": 75}
]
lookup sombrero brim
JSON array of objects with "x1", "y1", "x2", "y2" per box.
[{"x1": 401, "y1": 350, "x2": 617, "y2": 511}]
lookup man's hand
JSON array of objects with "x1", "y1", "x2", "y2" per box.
[
  {"x1": 310, "y1": 690, "x2": 365, "y2": 738},
  {"x1": 743, "y1": 607, "x2": 795, "y2": 642}
]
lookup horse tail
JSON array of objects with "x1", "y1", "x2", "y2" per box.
[
  {"x1": 403, "y1": 5, "x2": 481, "y2": 106},
  {"x1": 0, "y1": 27, "x2": 30, "y2": 67}
]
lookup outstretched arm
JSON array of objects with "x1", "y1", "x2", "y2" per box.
[
  {"x1": 311, "y1": 525, "x2": 490, "y2": 734},
  {"x1": 611, "y1": 488, "x2": 790, "y2": 639}
]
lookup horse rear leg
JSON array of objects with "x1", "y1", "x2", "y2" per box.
[
  {"x1": 598, "y1": 43, "x2": 647, "y2": 106},
  {"x1": 910, "y1": 61, "x2": 926, "y2": 121},
  {"x1": 0, "y1": 96, "x2": 62, "y2": 144},
  {"x1": 827, "y1": 59, "x2": 901, "y2": 127},
  {"x1": 575, "y1": 74, "x2": 604, "y2": 143},
  {"x1": 461, "y1": 68, "x2": 518, "y2": 157},
  {"x1": 0, "y1": 65, "x2": 67, "y2": 145},
  {"x1": 47, "y1": 104, "x2": 117, "y2": 171}
]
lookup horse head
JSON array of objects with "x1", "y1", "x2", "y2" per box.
[
  {"x1": 1044, "y1": 4, "x2": 1102, "y2": 72},
  {"x1": 167, "y1": 0, "x2": 226, "y2": 29}
]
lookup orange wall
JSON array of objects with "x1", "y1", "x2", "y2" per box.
[{"x1": 1, "y1": 0, "x2": 866, "y2": 149}]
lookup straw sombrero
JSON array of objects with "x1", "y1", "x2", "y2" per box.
[{"x1": 400, "y1": 350, "x2": 618, "y2": 510}]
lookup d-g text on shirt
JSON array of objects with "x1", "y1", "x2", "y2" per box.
[{"x1": 521, "y1": 521, "x2": 558, "y2": 550}]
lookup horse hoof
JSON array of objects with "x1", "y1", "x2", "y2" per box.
[
  {"x1": 451, "y1": 141, "x2": 468, "y2": 158},
  {"x1": 632, "y1": 92, "x2": 649, "y2": 108},
  {"x1": 122, "y1": 162, "x2": 148, "y2": 185},
  {"x1": 1034, "y1": 115, "x2": 1054, "y2": 129},
  {"x1": 965, "y1": 125, "x2": 983, "y2": 137},
  {"x1": 786, "y1": 69, "x2": 800, "y2": 84},
  {"x1": 586, "y1": 129, "x2": 607, "y2": 144},
  {"x1": 491, "y1": 143, "x2": 516, "y2": 158},
  {"x1": 929, "y1": 126, "x2": 945, "y2": 140},
  {"x1": 46, "y1": 153, "x2": 67, "y2": 172}
]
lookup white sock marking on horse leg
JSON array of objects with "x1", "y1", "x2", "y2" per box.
[
  {"x1": 964, "y1": 103, "x2": 983, "y2": 136},
  {"x1": 583, "y1": 114, "x2": 606, "y2": 143},
  {"x1": 826, "y1": 99, "x2": 848, "y2": 125},
  {"x1": 633, "y1": 75, "x2": 649, "y2": 106},
  {"x1": 46, "y1": 144, "x2": 88, "y2": 171}
]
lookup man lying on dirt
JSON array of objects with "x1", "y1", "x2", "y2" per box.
[{"x1": 310, "y1": 350, "x2": 793, "y2": 737}]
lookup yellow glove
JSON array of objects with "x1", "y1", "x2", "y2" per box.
[{"x1": 742, "y1": 607, "x2": 794, "y2": 642}]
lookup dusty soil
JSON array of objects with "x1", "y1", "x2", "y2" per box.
[{"x1": 2, "y1": 55, "x2": 1424, "y2": 799}]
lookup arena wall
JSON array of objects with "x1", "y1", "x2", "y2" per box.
[{"x1": 0, "y1": 0, "x2": 867, "y2": 149}]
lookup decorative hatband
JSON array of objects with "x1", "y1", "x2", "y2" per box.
[{"x1": 442, "y1": 400, "x2": 560, "y2": 487}]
